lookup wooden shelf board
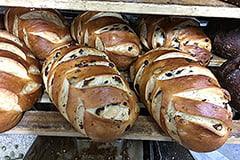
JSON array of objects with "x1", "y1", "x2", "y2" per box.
[
  {"x1": 0, "y1": 0, "x2": 240, "y2": 18},
  {"x1": 2, "y1": 111, "x2": 240, "y2": 144}
]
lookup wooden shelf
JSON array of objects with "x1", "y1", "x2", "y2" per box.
[
  {"x1": 0, "y1": 0, "x2": 240, "y2": 18},
  {"x1": 3, "y1": 111, "x2": 239, "y2": 144}
]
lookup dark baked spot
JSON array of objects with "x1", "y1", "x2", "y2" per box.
[
  {"x1": 95, "y1": 107, "x2": 105, "y2": 116},
  {"x1": 83, "y1": 78, "x2": 95, "y2": 87},
  {"x1": 202, "y1": 99, "x2": 207, "y2": 102},
  {"x1": 109, "y1": 27, "x2": 115, "y2": 31},
  {"x1": 112, "y1": 76, "x2": 122, "y2": 84},
  {"x1": 165, "y1": 72, "x2": 172, "y2": 77},
  {"x1": 189, "y1": 70, "x2": 193, "y2": 73},
  {"x1": 213, "y1": 124, "x2": 223, "y2": 131},
  {"x1": 176, "y1": 69, "x2": 184, "y2": 75},
  {"x1": 125, "y1": 125, "x2": 131, "y2": 131},
  {"x1": 45, "y1": 65, "x2": 49, "y2": 76},
  {"x1": 144, "y1": 60, "x2": 149, "y2": 65},
  {"x1": 185, "y1": 58, "x2": 193, "y2": 63},
  {"x1": 70, "y1": 54, "x2": 77, "y2": 59},
  {"x1": 109, "y1": 62, "x2": 114, "y2": 67},
  {"x1": 123, "y1": 102, "x2": 127, "y2": 105},
  {"x1": 54, "y1": 52, "x2": 61, "y2": 59},
  {"x1": 128, "y1": 46, "x2": 133, "y2": 51},
  {"x1": 191, "y1": 54, "x2": 196, "y2": 57},
  {"x1": 156, "y1": 90, "x2": 162, "y2": 97},
  {"x1": 223, "y1": 102, "x2": 228, "y2": 109},
  {"x1": 205, "y1": 39, "x2": 209, "y2": 42},
  {"x1": 79, "y1": 122, "x2": 83, "y2": 129},
  {"x1": 183, "y1": 40, "x2": 189, "y2": 46},
  {"x1": 161, "y1": 32, "x2": 165, "y2": 39},
  {"x1": 117, "y1": 125, "x2": 120, "y2": 128},
  {"x1": 84, "y1": 43, "x2": 88, "y2": 46},
  {"x1": 79, "y1": 49, "x2": 84, "y2": 54},
  {"x1": 104, "y1": 80, "x2": 109, "y2": 84},
  {"x1": 148, "y1": 92, "x2": 152, "y2": 101},
  {"x1": 111, "y1": 102, "x2": 119, "y2": 105},
  {"x1": 63, "y1": 104, "x2": 66, "y2": 107}
]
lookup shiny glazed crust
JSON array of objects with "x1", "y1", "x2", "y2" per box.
[
  {"x1": 42, "y1": 45, "x2": 139, "y2": 141},
  {"x1": 71, "y1": 11, "x2": 141, "y2": 70},
  {"x1": 0, "y1": 30, "x2": 42, "y2": 132},
  {"x1": 4, "y1": 7, "x2": 72, "y2": 60},
  {"x1": 131, "y1": 48, "x2": 232, "y2": 152}
]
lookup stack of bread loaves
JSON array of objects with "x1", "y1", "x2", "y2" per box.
[
  {"x1": 0, "y1": 30, "x2": 42, "y2": 132},
  {"x1": 130, "y1": 16, "x2": 233, "y2": 152},
  {"x1": 42, "y1": 44, "x2": 139, "y2": 141},
  {"x1": 71, "y1": 12, "x2": 141, "y2": 70},
  {"x1": 4, "y1": 7, "x2": 72, "y2": 60}
]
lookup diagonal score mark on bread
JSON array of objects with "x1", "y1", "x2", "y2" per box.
[
  {"x1": 0, "y1": 57, "x2": 30, "y2": 79},
  {"x1": 28, "y1": 31, "x2": 71, "y2": 44},
  {"x1": 0, "y1": 88, "x2": 22, "y2": 112},
  {"x1": 174, "y1": 87, "x2": 231, "y2": 110}
]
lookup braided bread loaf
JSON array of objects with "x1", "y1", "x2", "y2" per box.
[
  {"x1": 4, "y1": 7, "x2": 72, "y2": 60},
  {"x1": 42, "y1": 44, "x2": 139, "y2": 141},
  {"x1": 0, "y1": 30, "x2": 42, "y2": 132},
  {"x1": 130, "y1": 48, "x2": 232, "y2": 152},
  {"x1": 139, "y1": 16, "x2": 212, "y2": 66},
  {"x1": 71, "y1": 12, "x2": 141, "y2": 70}
]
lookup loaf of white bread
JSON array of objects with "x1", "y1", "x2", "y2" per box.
[
  {"x1": 71, "y1": 12, "x2": 142, "y2": 70},
  {"x1": 4, "y1": 7, "x2": 72, "y2": 60},
  {"x1": 0, "y1": 30, "x2": 42, "y2": 132},
  {"x1": 42, "y1": 44, "x2": 139, "y2": 141}
]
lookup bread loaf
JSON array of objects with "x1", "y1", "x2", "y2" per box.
[
  {"x1": 0, "y1": 30, "x2": 42, "y2": 132},
  {"x1": 4, "y1": 7, "x2": 72, "y2": 60},
  {"x1": 219, "y1": 57, "x2": 240, "y2": 111},
  {"x1": 131, "y1": 48, "x2": 232, "y2": 152},
  {"x1": 139, "y1": 16, "x2": 212, "y2": 66},
  {"x1": 71, "y1": 12, "x2": 141, "y2": 70},
  {"x1": 42, "y1": 44, "x2": 139, "y2": 141}
]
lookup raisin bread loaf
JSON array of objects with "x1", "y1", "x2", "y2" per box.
[
  {"x1": 71, "y1": 12, "x2": 141, "y2": 70},
  {"x1": 139, "y1": 16, "x2": 212, "y2": 66},
  {"x1": 131, "y1": 48, "x2": 232, "y2": 152},
  {"x1": 4, "y1": 7, "x2": 72, "y2": 60},
  {"x1": 42, "y1": 44, "x2": 139, "y2": 141}
]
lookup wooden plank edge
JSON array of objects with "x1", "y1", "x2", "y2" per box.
[
  {"x1": 0, "y1": 0, "x2": 240, "y2": 18},
  {"x1": 1, "y1": 111, "x2": 239, "y2": 144}
]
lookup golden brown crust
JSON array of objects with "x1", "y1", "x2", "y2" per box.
[
  {"x1": 71, "y1": 11, "x2": 141, "y2": 70},
  {"x1": 5, "y1": 7, "x2": 72, "y2": 60},
  {"x1": 0, "y1": 31, "x2": 42, "y2": 132},
  {"x1": 132, "y1": 48, "x2": 232, "y2": 152},
  {"x1": 139, "y1": 16, "x2": 212, "y2": 65},
  {"x1": 43, "y1": 45, "x2": 139, "y2": 141},
  {"x1": 0, "y1": 111, "x2": 23, "y2": 132}
]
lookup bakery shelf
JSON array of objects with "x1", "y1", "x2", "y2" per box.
[
  {"x1": 3, "y1": 111, "x2": 240, "y2": 144},
  {"x1": 0, "y1": 0, "x2": 240, "y2": 18}
]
